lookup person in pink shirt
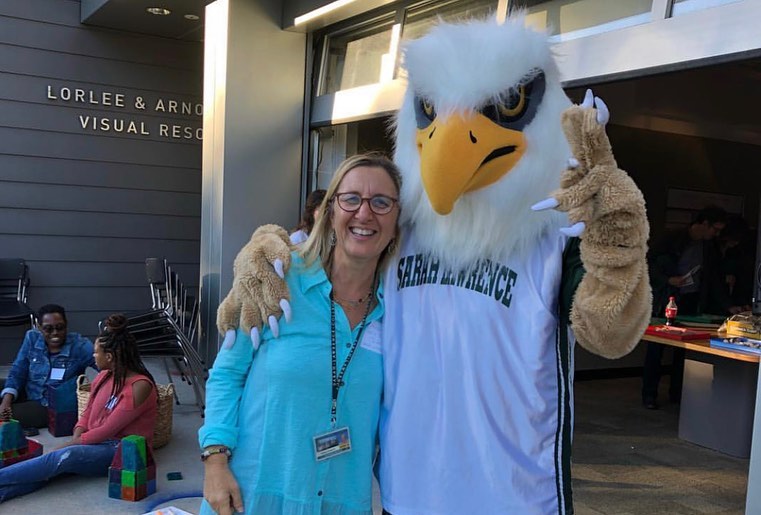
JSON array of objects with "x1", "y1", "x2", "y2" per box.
[{"x1": 0, "y1": 314, "x2": 157, "y2": 503}]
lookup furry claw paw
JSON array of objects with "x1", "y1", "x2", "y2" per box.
[
  {"x1": 268, "y1": 315, "x2": 280, "y2": 338},
  {"x1": 531, "y1": 197, "x2": 559, "y2": 212},
  {"x1": 250, "y1": 327, "x2": 260, "y2": 351},
  {"x1": 594, "y1": 97, "x2": 609, "y2": 125},
  {"x1": 560, "y1": 221, "x2": 586, "y2": 237},
  {"x1": 279, "y1": 298, "x2": 292, "y2": 323},
  {"x1": 273, "y1": 258, "x2": 285, "y2": 279},
  {"x1": 221, "y1": 329, "x2": 236, "y2": 350}
]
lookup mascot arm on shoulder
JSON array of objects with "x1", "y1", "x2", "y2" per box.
[
  {"x1": 216, "y1": 224, "x2": 292, "y2": 350},
  {"x1": 534, "y1": 89, "x2": 651, "y2": 358}
]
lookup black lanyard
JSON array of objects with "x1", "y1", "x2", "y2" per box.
[{"x1": 329, "y1": 289, "x2": 373, "y2": 427}]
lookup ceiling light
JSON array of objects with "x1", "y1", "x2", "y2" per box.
[
  {"x1": 146, "y1": 7, "x2": 171, "y2": 16},
  {"x1": 184, "y1": 14, "x2": 200, "y2": 20}
]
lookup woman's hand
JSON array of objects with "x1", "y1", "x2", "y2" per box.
[
  {"x1": 54, "y1": 434, "x2": 82, "y2": 450},
  {"x1": 0, "y1": 393, "x2": 13, "y2": 417},
  {"x1": 204, "y1": 456, "x2": 244, "y2": 515}
]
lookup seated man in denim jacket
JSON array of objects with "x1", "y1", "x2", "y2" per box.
[{"x1": 0, "y1": 304, "x2": 96, "y2": 430}]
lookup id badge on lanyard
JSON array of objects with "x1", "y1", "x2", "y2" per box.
[{"x1": 313, "y1": 426, "x2": 352, "y2": 462}]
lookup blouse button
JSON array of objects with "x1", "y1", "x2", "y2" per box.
[
  {"x1": 345, "y1": 342, "x2": 351, "y2": 348},
  {"x1": 317, "y1": 490, "x2": 323, "y2": 496}
]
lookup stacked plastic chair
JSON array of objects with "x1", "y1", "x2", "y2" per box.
[
  {"x1": 123, "y1": 258, "x2": 206, "y2": 413},
  {"x1": 0, "y1": 258, "x2": 34, "y2": 329}
]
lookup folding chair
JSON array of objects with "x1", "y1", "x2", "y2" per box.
[
  {"x1": 126, "y1": 258, "x2": 207, "y2": 413},
  {"x1": 0, "y1": 258, "x2": 34, "y2": 328}
]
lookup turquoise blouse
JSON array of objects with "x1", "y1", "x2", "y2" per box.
[{"x1": 199, "y1": 254, "x2": 384, "y2": 515}]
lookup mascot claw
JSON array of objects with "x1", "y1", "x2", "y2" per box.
[
  {"x1": 251, "y1": 327, "x2": 260, "y2": 351},
  {"x1": 560, "y1": 222, "x2": 586, "y2": 237},
  {"x1": 279, "y1": 298, "x2": 292, "y2": 323},
  {"x1": 580, "y1": 89, "x2": 608, "y2": 125},
  {"x1": 594, "y1": 96, "x2": 609, "y2": 125},
  {"x1": 581, "y1": 88, "x2": 594, "y2": 109},
  {"x1": 274, "y1": 258, "x2": 285, "y2": 279},
  {"x1": 531, "y1": 198, "x2": 586, "y2": 236},
  {"x1": 222, "y1": 329, "x2": 236, "y2": 350},
  {"x1": 268, "y1": 315, "x2": 280, "y2": 338},
  {"x1": 532, "y1": 197, "x2": 588, "y2": 235},
  {"x1": 531, "y1": 197, "x2": 559, "y2": 211}
]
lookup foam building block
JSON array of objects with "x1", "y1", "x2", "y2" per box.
[
  {"x1": 47, "y1": 381, "x2": 78, "y2": 437},
  {"x1": 108, "y1": 435, "x2": 156, "y2": 501},
  {"x1": 0, "y1": 419, "x2": 43, "y2": 468},
  {"x1": 47, "y1": 409, "x2": 78, "y2": 437},
  {"x1": 47, "y1": 379, "x2": 78, "y2": 412}
]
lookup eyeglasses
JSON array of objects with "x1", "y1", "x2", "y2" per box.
[
  {"x1": 334, "y1": 192, "x2": 398, "y2": 215},
  {"x1": 40, "y1": 323, "x2": 66, "y2": 334}
]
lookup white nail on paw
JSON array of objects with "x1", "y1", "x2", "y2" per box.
[
  {"x1": 531, "y1": 198, "x2": 559, "y2": 211},
  {"x1": 560, "y1": 222, "x2": 586, "y2": 237}
]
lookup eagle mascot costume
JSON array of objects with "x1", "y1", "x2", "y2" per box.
[{"x1": 215, "y1": 15, "x2": 651, "y2": 514}]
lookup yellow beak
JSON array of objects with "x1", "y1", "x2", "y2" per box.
[{"x1": 416, "y1": 113, "x2": 527, "y2": 214}]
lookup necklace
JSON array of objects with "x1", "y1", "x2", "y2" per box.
[{"x1": 332, "y1": 290, "x2": 373, "y2": 309}]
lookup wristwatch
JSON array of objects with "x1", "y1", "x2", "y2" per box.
[{"x1": 201, "y1": 445, "x2": 232, "y2": 461}]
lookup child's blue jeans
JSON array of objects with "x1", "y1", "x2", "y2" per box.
[{"x1": 0, "y1": 440, "x2": 119, "y2": 502}]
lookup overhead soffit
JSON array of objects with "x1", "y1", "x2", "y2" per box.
[
  {"x1": 81, "y1": 0, "x2": 213, "y2": 41},
  {"x1": 79, "y1": 1, "x2": 761, "y2": 146}
]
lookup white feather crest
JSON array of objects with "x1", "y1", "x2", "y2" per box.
[{"x1": 393, "y1": 16, "x2": 572, "y2": 269}]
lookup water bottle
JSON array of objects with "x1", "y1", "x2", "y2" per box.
[{"x1": 665, "y1": 296, "x2": 678, "y2": 326}]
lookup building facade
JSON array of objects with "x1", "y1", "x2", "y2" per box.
[{"x1": 0, "y1": 0, "x2": 203, "y2": 360}]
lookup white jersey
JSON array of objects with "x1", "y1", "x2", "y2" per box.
[{"x1": 379, "y1": 229, "x2": 575, "y2": 515}]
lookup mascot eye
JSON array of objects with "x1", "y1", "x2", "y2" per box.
[
  {"x1": 497, "y1": 86, "x2": 526, "y2": 119},
  {"x1": 414, "y1": 95, "x2": 437, "y2": 129},
  {"x1": 479, "y1": 70, "x2": 546, "y2": 131},
  {"x1": 421, "y1": 99, "x2": 435, "y2": 120}
]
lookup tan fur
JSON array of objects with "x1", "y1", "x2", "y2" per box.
[
  {"x1": 216, "y1": 224, "x2": 292, "y2": 335},
  {"x1": 554, "y1": 105, "x2": 653, "y2": 358}
]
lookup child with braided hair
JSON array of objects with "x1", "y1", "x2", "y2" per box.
[{"x1": 0, "y1": 314, "x2": 157, "y2": 503}]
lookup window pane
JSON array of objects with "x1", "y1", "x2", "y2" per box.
[
  {"x1": 321, "y1": 18, "x2": 396, "y2": 95},
  {"x1": 513, "y1": 0, "x2": 653, "y2": 40},
  {"x1": 402, "y1": 0, "x2": 499, "y2": 42},
  {"x1": 672, "y1": 0, "x2": 742, "y2": 17}
]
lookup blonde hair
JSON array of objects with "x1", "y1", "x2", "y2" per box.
[{"x1": 300, "y1": 152, "x2": 402, "y2": 274}]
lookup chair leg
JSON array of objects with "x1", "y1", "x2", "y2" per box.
[{"x1": 162, "y1": 357, "x2": 181, "y2": 406}]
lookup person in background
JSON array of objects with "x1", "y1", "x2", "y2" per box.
[
  {"x1": 289, "y1": 189, "x2": 327, "y2": 245},
  {"x1": 0, "y1": 304, "x2": 95, "y2": 433},
  {"x1": 200, "y1": 153, "x2": 401, "y2": 515},
  {"x1": 642, "y1": 206, "x2": 743, "y2": 409},
  {"x1": 714, "y1": 214, "x2": 754, "y2": 310},
  {"x1": 0, "y1": 314, "x2": 157, "y2": 502}
]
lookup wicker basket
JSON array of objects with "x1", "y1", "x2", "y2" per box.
[{"x1": 76, "y1": 374, "x2": 174, "y2": 449}]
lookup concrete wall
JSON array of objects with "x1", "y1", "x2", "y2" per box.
[
  {"x1": 199, "y1": 0, "x2": 306, "y2": 361},
  {"x1": 0, "y1": 0, "x2": 203, "y2": 361}
]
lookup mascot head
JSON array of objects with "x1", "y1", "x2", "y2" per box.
[{"x1": 394, "y1": 15, "x2": 571, "y2": 268}]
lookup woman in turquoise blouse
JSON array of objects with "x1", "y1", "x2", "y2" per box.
[{"x1": 199, "y1": 153, "x2": 402, "y2": 515}]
